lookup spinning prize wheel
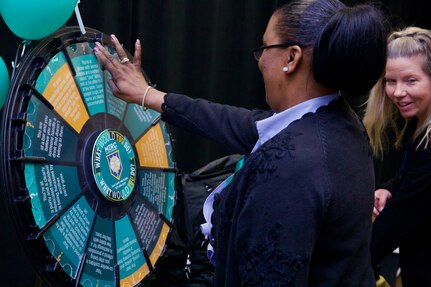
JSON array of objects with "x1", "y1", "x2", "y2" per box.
[{"x1": 0, "y1": 27, "x2": 176, "y2": 287}]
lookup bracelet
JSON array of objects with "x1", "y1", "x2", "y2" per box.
[{"x1": 141, "y1": 86, "x2": 152, "y2": 111}]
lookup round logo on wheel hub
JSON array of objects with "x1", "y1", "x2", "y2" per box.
[{"x1": 92, "y1": 129, "x2": 136, "y2": 202}]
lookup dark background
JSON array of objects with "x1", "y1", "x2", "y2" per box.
[
  {"x1": 0, "y1": 0, "x2": 430, "y2": 286},
  {"x1": 1, "y1": 0, "x2": 431, "y2": 173}
]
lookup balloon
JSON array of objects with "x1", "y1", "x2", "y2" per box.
[
  {"x1": 0, "y1": 56, "x2": 9, "y2": 110},
  {"x1": 0, "y1": 0, "x2": 78, "y2": 40}
]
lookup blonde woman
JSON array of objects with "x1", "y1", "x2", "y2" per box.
[{"x1": 364, "y1": 26, "x2": 431, "y2": 286}]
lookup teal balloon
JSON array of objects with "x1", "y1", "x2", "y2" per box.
[
  {"x1": 1, "y1": 0, "x2": 78, "y2": 40},
  {"x1": 0, "y1": 56, "x2": 9, "y2": 110}
]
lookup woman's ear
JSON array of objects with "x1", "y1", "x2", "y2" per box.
[{"x1": 283, "y1": 45, "x2": 302, "y2": 74}]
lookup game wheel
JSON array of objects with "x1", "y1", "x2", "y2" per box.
[{"x1": 0, "y1": 26, "x2": 176, "y2": 287}]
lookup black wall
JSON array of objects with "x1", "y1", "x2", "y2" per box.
[{"x1": 1, "y1": 0, "x2": 431, "y2": 172}]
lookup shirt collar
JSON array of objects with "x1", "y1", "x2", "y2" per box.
[{"x1": 251, "y1": 93, "x2": 340, "y2": 153}]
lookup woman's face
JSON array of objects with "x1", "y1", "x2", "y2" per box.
[
  {"x1": 258, "y1": 14, "x2": 290, "y2": 111},
  {"x1": 385, "y1": 55, "x2": 431, "y2": 126}
]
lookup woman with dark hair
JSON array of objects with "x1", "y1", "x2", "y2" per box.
[
  {"x1": 364, "y1": 27, "x2": 431, "y2": 286},
  {"x1": 95, "y1": 0, "x2": 387, "y2": 285}
]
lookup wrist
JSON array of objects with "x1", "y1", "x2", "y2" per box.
[
  {"x1": 141, "y1": 86, "x2": 166, "y2": 113},
  {"x1": 141, "y1": 86, "x2": 152, "y2": 111}
]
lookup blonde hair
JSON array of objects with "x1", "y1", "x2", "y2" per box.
[{"x1": 363, "y1": 26, "x2": 431, "y2": 156}]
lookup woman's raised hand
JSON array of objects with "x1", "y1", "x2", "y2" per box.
[{"x1": 94, "y1": 35, "x2": 166, "y2": 112}]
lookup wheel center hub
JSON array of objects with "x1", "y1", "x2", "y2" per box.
[{"x1": 92, "y1": 129, "x2": 136, "y2": 202}]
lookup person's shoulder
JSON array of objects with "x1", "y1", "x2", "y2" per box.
[
  {"x1": 249, "y1": 126, "x2": 323, "y2": 172},
  {"x1": 251, "y1": 108, "x2": 274, "y2": 121},
  {"x1": 413, "y1": 141, "x2": 431, "y2": 159}
]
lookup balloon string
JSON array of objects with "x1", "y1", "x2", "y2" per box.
[
  {"x1": 11, "y1": 39, "x2": 31, "y2": 80},
  {"x1": 75, "y1": 0, "x2": 86, "y2": 35}
]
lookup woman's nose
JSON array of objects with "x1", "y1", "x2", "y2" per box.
[{"x1": 393, "y1": 84, "x2": 407, "y2": 97}]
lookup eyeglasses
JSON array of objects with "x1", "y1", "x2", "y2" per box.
[{"x1": 251, "y1": 41, "x2": 303, "y2": 61}]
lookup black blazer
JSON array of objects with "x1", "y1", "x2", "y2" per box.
[
  {"x1": 162, "y1": 93, "x2": 376, "y2": 286},
  {"x1": 371, "y1": 120, "x2": 431, "y2": 287}
]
